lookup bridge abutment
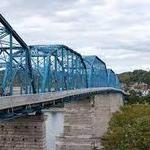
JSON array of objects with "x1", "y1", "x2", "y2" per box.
[
  {"x1": 0, "y1": 115, "x2": 47, "y2": 150},
  {"x1": 56, "y1": 92, "x2": 123, "y2": 150}
]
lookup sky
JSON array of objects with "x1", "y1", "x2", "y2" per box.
[{"x1": 0, "y1": 0, "x2": 150, "y2": 73}]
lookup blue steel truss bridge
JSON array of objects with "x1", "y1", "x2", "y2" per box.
[{"x1": 0, "y1": 14, "x2": 122, "y2": 121}]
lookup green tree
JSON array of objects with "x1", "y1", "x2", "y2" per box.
[{"x1": 102, "y1": 104, "x2": 150, "y2": 150}]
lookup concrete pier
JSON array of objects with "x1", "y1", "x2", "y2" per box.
[
  {"x1": 0, "y1": 115, "x2": 47, "y2": 150},
  {"x1": 56, "y1": 92, "x2": 123, "y2": 150}
]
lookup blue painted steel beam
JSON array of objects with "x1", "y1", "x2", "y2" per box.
[
  {"x1": 0, "y1": 14, "x2": 121, "y2": 97},
  {"x1": 83, "y1": 55, "x2": 108, "y2": 88},
  {"x1": 107, "y1": 69, "x2": 121, "y2": 89},
  {"x1": 0, "y1": 14, "x2": 36, "y2": 95}
]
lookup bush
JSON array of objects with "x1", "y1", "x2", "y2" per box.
[
  {"x1": 125, "y1": 90, "x2": 150, "y2": 104},
  {"x1": 101, "y1": 104, "x2": 150, "y2": 150}
]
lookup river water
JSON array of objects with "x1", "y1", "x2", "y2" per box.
[{"x1": 45, "y1": 112, "x2": 64, "y2": 150}]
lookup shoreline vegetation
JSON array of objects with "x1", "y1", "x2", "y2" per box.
[
  {"x1": 102, "y1": 70, "x2": 150, "y2": 149},
  {"x1": 101, "y1": 104, "x2": 150, "y2": 150}
]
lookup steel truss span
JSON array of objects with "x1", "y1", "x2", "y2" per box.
[
  {"x1": 83, "y1": 56, "x2": 108, "y2": 88},
  {"x1": 0, "y1": 14, "x2": 121, "y2": 96},
  {"x1": 107, "y1": 69, "x2": 121, "y2": 89},
  {"x1": 0, "y1": 14, "x2": 35, "y2": 96}
]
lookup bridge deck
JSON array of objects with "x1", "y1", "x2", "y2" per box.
[
  {"x1": 0, "y1": 87, "x2": 123, "y2": 110},
  {"x1": 0, "y1": 88, "x2": 124, "y2": 121}
]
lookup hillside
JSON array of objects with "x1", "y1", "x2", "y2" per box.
[{"x1": 119, "y1": 70, "x2": 150, "y2": 86}]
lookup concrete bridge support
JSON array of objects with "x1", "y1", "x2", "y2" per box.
[
  {"x1": 56, "y1": 92, "x2": 123, "y2": 150},
  {"x1": 0, "y1": 115, "x2": 47, "y2": 150}
]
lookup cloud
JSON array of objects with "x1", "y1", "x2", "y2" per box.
[
  {"x1": 0, "y1": 1, "x2": 10, "y2": 8},
  {"x1": 0, "y1": 0, "x2": 150, "y2": 73}
]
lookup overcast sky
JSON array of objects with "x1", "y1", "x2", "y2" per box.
[{"x1": 1, "y1": 0, "x2": 150, "y2": 73}]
